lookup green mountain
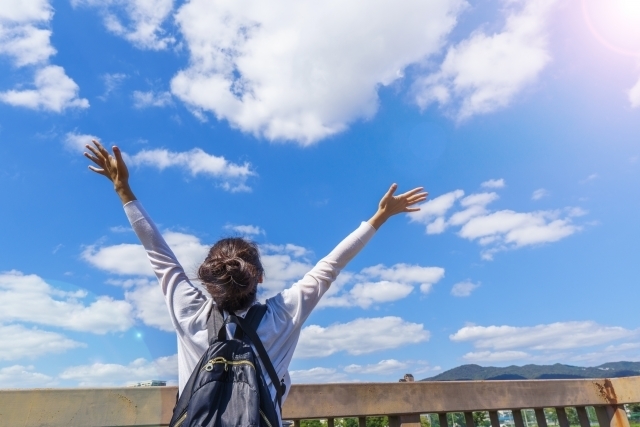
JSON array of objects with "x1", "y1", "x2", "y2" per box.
[{"x1": 423, "y1": 362, "x2": 640, "y2": 381}]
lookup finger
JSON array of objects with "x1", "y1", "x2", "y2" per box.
[
  {"x1": 83, "y1": 152, "x2": 102, "y2": 165},
  {"x1": 399, "y1": 187, "x2": 425, "y2": 198},
  {"x1": 112, "y1": 145, "x2": 126, "y2": 166},
  {"x1": 92, "y1": 139, "x2": 111, "y2": 161},
  {"x1": 404, "y1": 207, "x2": 421, "y2": 212},
  {"x1": 85, "y1": 144, "x2": 104, "y2": 161},
  {"x1": 88, "y1": 165, "x2": 107, "y2": 175},
  {"x1": 384, "y1": 183, "x2": 398, "y2": 199},
  {"x1": 405, "y1": 191, "x2": 428, "y2": 200},
  {"x1": 406, "y1": 195, "x2": 428, "y2": 205},
  {"x1": 92, "y1": 139, "x2": 111, "y2": 158},
  {"x1": 406, "y1": 193, "x2": 428, "y2": 203},
  {"x1": 91, "y1": 139, "x2": 105, "y2": 151}
]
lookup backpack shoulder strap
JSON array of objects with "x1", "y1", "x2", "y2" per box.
[
  {"x1": 232, "y1": 304, "x2": 285, "y2": 411},
  {"x1": 207, "y1": 303, "x2": 225, "y2": 346},
  {"x1": 233, "y1": 305, "x2": 286, "y2": 409},
  {"x1": 244, "y1": 303, "x2": 267, "y2": 331}
]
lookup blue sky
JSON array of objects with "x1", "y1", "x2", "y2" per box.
[{"x1": 1, "y1": 0, "x2": 639, "y2": 387}]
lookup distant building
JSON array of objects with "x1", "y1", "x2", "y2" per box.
[
  {"x1": 399, "y1": 374, "x2": 415, "y2": 382},
  {"x1": 130, "y1": 380, "x2": 167, "y2": 387}
]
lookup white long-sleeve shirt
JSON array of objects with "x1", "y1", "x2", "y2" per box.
[{"x1": 124, "y1": 200, "x2": 376, "y2": 402}]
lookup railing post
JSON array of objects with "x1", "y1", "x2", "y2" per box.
[
  {"x1": 514, "y1": 409, "x2": 525, "y2": 427},
  {"x1": 389, "y1": 414, "x2": 421, "y2": 427},
  {"x1": 328, "y1": 418, "x2": 335, "y2": 427},
  {"x1": 576, "y1": 406, "x2": 591, "y2": 427},
  {"x1": 595, "y1": 406, "x2": 631, "y2": 427},
  {"x1": 359, "y1": 416, "x2": 367, "y2": 427},
  {"x1": 464, "y1": 412, "x2": 475, "y2": 427},
  {"x1": 439, "y1": 413, "x2": 450, "y2": 427},
  {"x1": 294, "y1": 420, "x2": 301, "y2": 427},
  {"x1": 557, "y1": 408, "x2": 570, "y2": 427},
  {"x1": 489, "y1": 411, "x2": 500, "y2": 427},
  {"x1": 534, "y1": 409, "x2": 548, "y2": 427}
]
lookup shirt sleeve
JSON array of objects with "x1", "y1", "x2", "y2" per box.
[
  {"x1": 124, "y1": 200, "x2": 209, "y2": 337},
  {"x1": 277, "y1": 221, "x2": 376, "y2": 327}
]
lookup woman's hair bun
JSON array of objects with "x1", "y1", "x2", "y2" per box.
[{"x1": 198, "y1": 238, "x2": 264, "y2": 312}]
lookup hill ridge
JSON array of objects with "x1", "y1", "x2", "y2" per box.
[{"x1": 423, "y1": 361, "x2": 640, "y2": 381}]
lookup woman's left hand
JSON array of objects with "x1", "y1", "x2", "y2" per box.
[{"x1": 367, "y1": 183, "x2": 428, "y2": 230}]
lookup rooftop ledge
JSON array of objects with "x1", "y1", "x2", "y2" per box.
[{"x1": 1, "y1": 376, "x2": 639, "y2": 427}]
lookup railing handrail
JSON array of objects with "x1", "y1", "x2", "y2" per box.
[{"x1": 0, "y1": 376, "x2": 638, "y2": 427}]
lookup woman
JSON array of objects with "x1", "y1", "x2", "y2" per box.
[{"x1": 84, "y1": 140, "x2": 427, "y2": 409}]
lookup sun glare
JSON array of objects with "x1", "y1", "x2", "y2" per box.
[{"x1": 583, "y1": 0, "x2": 640, "y2": 56}]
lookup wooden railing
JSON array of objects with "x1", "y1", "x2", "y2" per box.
[{"x1": 0, "y1": 376, "x2": 638, "y2": 427}]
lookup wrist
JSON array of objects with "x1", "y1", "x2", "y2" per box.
[
  {"x1": 367, "y1": 210, "x2": 389, "y2": 230},
  {"x1": 114, "y1": 182, "x2": 136, "y2": 204}
]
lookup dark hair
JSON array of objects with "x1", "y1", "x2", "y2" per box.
[{"x1": 198, "y1": 238, "x2": 264, "y2": 312}]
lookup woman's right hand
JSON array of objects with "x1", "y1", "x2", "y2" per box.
[{"x1": 84, "y1": 139, "x2": 136, "y2": 204}]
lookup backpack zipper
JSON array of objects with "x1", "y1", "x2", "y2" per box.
[
  {"x1": 259, "y1": 409, "x2": 274, "y2": 427},
  {"x1": 201, "y1": 357, "x2": 256, "y2": 372},
  {"x1": 174, "y1": 411, "x2": 187, "y2": 427}
]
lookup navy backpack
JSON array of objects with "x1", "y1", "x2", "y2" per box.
[{"x1": 170, "y1": 304, "x2": 285, "y2": 427}]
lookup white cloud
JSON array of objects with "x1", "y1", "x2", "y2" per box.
[
  {"x1": 0, "y1": 270, "x2": 134, "y2": 334},
  {"x1": 260, "y1": 244, "x2": 314, "y2": 297},
  {"x1": 450, "y1": 321, "x2": 639, "y2": 351},
  {"x1": 532, "y1": 188, "x2": 549, "y2": 200},
  {"x1": 296, "y1": 317, "x2": 429, "y2": 358},
  {"x1": 0, "y1": 324, "x2": 84, "y2": 361},
  {"x1": 83, "y1": 242, "x2": 153, "y2": 276},
  {"x1": 570, "y1": 342, "x2": 640, "y2": 364},
  {"x1": 0, "y1": 0, "x2": 52, "y2": 22},
  {"x1": 0, "y1": 0, "x2": 54, "y2": 66},
  {"x1": 0, "y1": 365, "x2": 56, "y2": 388},
  {"x1": 64, "y1": 131, "x2": 99, "y2": 152},
  {"x1": 360, "y1": 263, "x2": 445, "y2": 285},
  {"x1": 72, "y1": 0, "x2": 175, "y2": 50},
  {"x1": 447, "y1": 192, "x2": 498, "y2": 228},
  {"x1": 83, "y1": 232, "x2": 313, "y2": 328},
  {"x1": 0, "y1": 65, "x2": 89, "y2": 112},
  {"x1": 460, "y1": 208, "x2": 582, "y2": 259},
  {"x1": 83, "y1": 230, "x2": 209, "y2": 277},
  {"x1": 481, "y1": 179, "x2": 505, "y2": 189},
  {"x1": 125, "y1": 280, "x2": 173, "y2": 332},
  {"x1": 321, "y1": 263, "x2": 445, "y2": 308},
  {"x1": 170, "y1": 0, "x2": 465, "y2": 144},
  {"x1": 133, "y1": 90, "x2": 173, "y2": 108},
  {"x1": 100, "y1": 72, "x2": 128, "y2": 100},
  {"x1": 630, "y1": 75, "x2": 640, "y2": 108},
  {"x1": 415, "y1": 0, "x2": 557, "y2": 120},
  {"x1": 461, "y1": 350, "x2": 530, "y2": 363},
  {"x1": 411, "y1": 183, "x2": 586, "y2": 259},
  {"x1": 451, "y1": 280, "x2": 479, "y2": 297},
  {"x1": 0, "y1": 2, "x2": 88, "y2": 113},
  {"x1": 59, "y1": 354, "x2": 178, "y2": 386},
  {"x1": 289, "y1": 367, "x2": 348, "y2": 384},
  {"x1": 0, "y1": 24, "x2": 54, "y2": 66},
  {"x1": 127, "y1": 148, "x2": 255, "y2": 192},
  {"x1": 224, "y1": 224, "x2": 265, "y2": 236},
  {"x1": 344, "y1": 359, "x2": 409, "y2": 375},
  {"x1": 581, "y1": 173, "x2": 598, "y2": 183},
  {"x1": 106, "y1": 277, "x2": 152, "y2": 288},
  {"x1": 408, "y1": 190, "x2": 464, "y2": 225},
  {"x1": 347, "y1": 281, "x2": 414, "y2": 309}
]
